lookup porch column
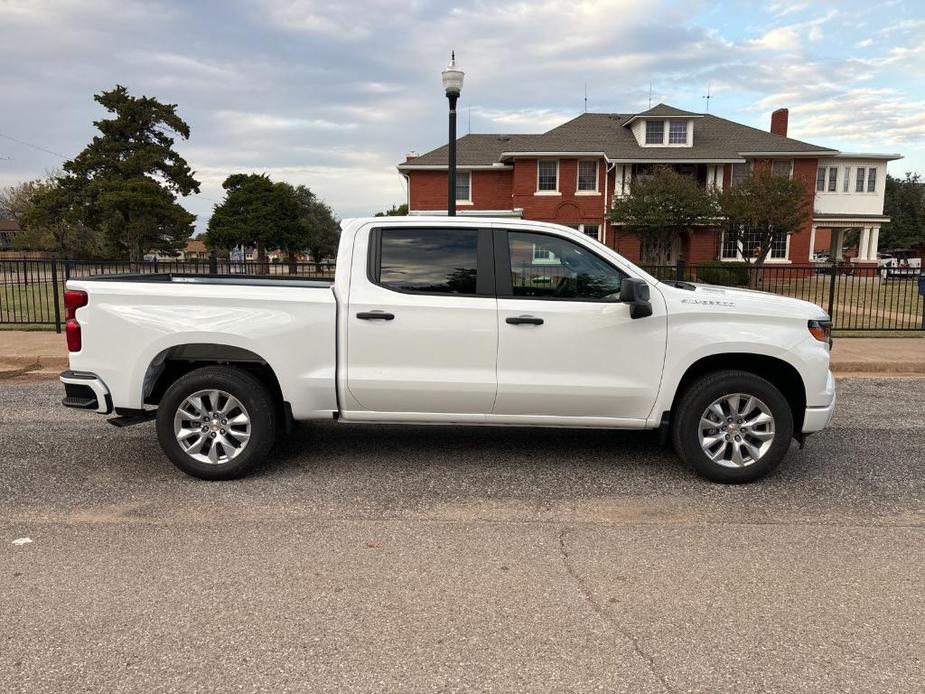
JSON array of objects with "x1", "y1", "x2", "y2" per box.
[
  {"x1": 858, "y1": 226, "x2": 871, "y2": 260},
  {"x1": 808, "y1": 224, "x2": 817, "y2": 261},
  {"x1": 868, "y1": 226, "x2": 880, "y2": 260},
  {"x1": 831, "y1": 227, "x2": 846, "y2": 261}
]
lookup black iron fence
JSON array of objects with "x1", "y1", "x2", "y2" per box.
[
  {"x1": 1, "y1": 257, "x2": 922, "y2": 332},
  {"x1": 642, "y1": 260, "x2": 924, "y2": 332},
  {"x1": 0, "y1": 258, "x2": 336, "y2": 332}
]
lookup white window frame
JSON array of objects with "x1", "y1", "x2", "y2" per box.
[
  {"x1": 816, "y1": 167, "x2": 826, "y2": 192},
  {"x1": 668, "y1": 120, "x2": 688, "y2": 145},
  {"x1": 843, "y1": 166, "x2": 850, "y2": 192},
  {"x1": 579, "y1": 223, "x2": 601, "y2": 241},
  {"x1": 455, "y1": 171, "x2": 472, "y2": 204},
  {"x1": 641, "y1": 118, "x2": 692, "y2": 147},
  {"x1": 644, "y1": 120, "x2": 664, "y2": 145},
  {"x1": 867, "y1": 167, "x2": 877, "y2": 193},
  {"x1": 576, "y1": 159, "x2": 599, "y2": 194},
  {"x1": 855, "y1": 167, "x2": 865, "y2": 192},
  {"x1": 771, "y1": 159, "x2": 793, "y2": 178},
  {"x1": 827, "y1": 167, "x2": 838, "y2": 192},
  {"x1": 731, "y1": 162, "x2": 751, "y2": 187},
  {"x1": 719, "y1": 230, "x2": 791, "y2": 263},
  {"x1": 535, "y1": 159, "x2": 560, "y2": 195}
]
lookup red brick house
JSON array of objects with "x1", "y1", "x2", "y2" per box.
[{"x1": 398, "y1": 104, "x2": 901, "y2": 266}]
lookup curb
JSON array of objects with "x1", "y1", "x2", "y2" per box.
[
  {"x1": 832, "y1": 361, "x2": 925, "y2": 374},
  {"x1": 0, "y1": 355, "x2": 68, "y2": 380},
  {"x1": 2, "y1": 355, "x2": 69, "y2": 368}
]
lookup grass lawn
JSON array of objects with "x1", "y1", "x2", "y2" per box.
[
  {"x1": 0, "y1": 281, "x2": 60, "y2": 327},
  {"x1": 764, "y1": 275, "x2": 923, "y2": 330}
]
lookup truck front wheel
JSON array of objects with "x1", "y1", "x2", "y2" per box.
[
  {"x1": 155, "y1": 366, "x2": 277, "y2": 480},
  {"x1": 672, "y1": 370, "x2": 794, "y2": 483}
]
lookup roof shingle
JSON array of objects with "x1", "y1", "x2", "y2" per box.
[{"x1": 398, "y1": 106, "x2": 836, "y2": 168}]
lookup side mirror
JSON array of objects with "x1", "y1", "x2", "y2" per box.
[{"x1": 619, "y1": 278, "x2": 653, "y2": 319}]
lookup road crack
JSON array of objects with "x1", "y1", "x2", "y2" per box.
[{"x1": 557, "y1": 526, "x2": 674, "y2": 694}]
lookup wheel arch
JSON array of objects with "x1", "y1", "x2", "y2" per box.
[
  {"x1": 669, "y1": 353, "x2": 807, "y2": 433},
  {"x1": 142, "y1": 343, "x2": 285, "y2": 412}
]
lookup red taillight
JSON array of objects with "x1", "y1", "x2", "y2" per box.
[
  {"x1": 64, "y1": 290, "x2": 88, "y2": 321},
  {"x1": 64, "y1": 290, "x2": 88, "y2": 352},
  {"x1": 65, "y1": 319, "x2": 82, "y2": 352}
]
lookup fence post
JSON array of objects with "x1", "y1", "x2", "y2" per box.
[
  {"x1": 675, "y1": 258, "x2": 685, "y2": 282},
  {"x1": 51, "y1": 258, "x2": 62, "y2": 334},
  {"x1": 826, "y1": 261, "x2": 837, "y2": 322},
  {"x1": 209, "y1": 252, "x2": 218, "y2": 275}
]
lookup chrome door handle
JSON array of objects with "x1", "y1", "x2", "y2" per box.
[{"x1": 505, "y1": 315, "x2": 544, "y2": 325}]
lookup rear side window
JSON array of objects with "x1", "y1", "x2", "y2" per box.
[{"x1": 376, "y1": 228, "x2": 479, "y2": 295}]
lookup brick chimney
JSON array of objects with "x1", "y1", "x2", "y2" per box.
[{"x1": 770, "y1": 108, "x2": 789, "y2": 137}]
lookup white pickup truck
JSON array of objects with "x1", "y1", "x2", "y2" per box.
[{"x1": 60, "y1": 216, "x2": 836, "y2": 483}]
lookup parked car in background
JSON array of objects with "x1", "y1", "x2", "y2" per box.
[
  {"x1": 878, "y1": 249, "x2": 922, "y2": 269},
  {"x1": 59, "y1": 217, "x2": 836, "y2": 484}
]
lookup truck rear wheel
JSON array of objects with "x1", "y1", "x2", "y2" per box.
[
  {"x1": 672, "y1": 370, "x2": 793, "y2": 483},
  {"x1": 155, "y1": 366, "x2": 277, "y2": 480}
]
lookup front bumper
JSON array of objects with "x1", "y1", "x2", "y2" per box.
[
  {"x1": 802, "y1": 390, "x2": 836, "y2": 433},
  {"x1": 60, "y1": 370, "x2": 113, "y2": 414}
]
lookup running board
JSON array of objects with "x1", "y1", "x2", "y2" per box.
[{"x1": 108, "y1": 410, "x2": 157, "y2": 427}]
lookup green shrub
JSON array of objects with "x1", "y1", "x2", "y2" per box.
[{"x1": 697, "y1": 262, "x2": 749, "y2": 286}]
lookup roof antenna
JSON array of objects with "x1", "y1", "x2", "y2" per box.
[
  {"x1": 467, "y1": 106, "x2": 471, "y2": 134},
  {"x1": 648, "y1": 82, "x2": 653, "y2": 108},
  {"x1": 702, "y1": 82, "x2": 712, "y2": 113},
  {"x1": 584, "y1": 82, "x2": 588, "y2": 113}
]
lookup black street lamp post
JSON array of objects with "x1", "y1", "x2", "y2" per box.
[{"x1": 441, "y1": 52, "x2": 464, "y2": 216}]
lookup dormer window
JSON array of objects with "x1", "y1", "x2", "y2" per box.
[
  {"x1": 623, "y1": 105, "x2": 701, "y2": 147},
  {"x1": 640, "y1": 118, "x2": 692, "y2": 146},
  {"x1": 668, "y1": 121, "x2": 688, "y2": 144},
  {"x1": 645, "y1": 121, "x2": 664, "y2": 144}
]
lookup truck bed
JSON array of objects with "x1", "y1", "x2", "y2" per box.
[
  {"x1": 65, "y1": 272, "x2": 338, "y2": 419},
  {"x1": 75, "y1": 272, "x2": 334, "y2": 289}
]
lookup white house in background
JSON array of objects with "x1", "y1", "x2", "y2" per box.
[{"x1": 810, "y1": 154, "x2": 898, "y2": 262}]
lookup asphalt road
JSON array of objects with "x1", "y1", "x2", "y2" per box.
[{"x1": 1, "y1": 377, "x2": 923, "y2": 693}]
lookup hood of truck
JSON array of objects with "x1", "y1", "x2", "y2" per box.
[{"x1": 662, "y1": 282, "x2": 829, "y2": 321}]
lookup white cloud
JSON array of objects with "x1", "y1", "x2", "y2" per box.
[
  {"x1": 748, "y1": 11, "x2": 836, "y2": 51},
  {"x1": 468, "y1": 107, "x2": 579, "y2": 132},
  {"x1": 765, "y1": 1, "x2": 808, "y2": 18},
  {"x1": 213, "y1": 110, "x2": 359, "y2": 131}
]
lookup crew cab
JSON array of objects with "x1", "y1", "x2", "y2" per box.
[{"x1": 60, "y1": 217, "x2": 836, "y2": 483}]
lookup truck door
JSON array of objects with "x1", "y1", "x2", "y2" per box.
[
  {"x1": 344, "y1": 224, "x2": 498, "y2": 415},
  {"x1": 493, "y1": 227, "x2": 667, "y2": 422}
]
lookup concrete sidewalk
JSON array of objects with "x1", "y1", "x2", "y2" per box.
[
  {"x1": 1, "y1": 330, "x2": 923, "y2": 379},
  {"x1": 0, "y1": 331, "x2": 70, "y2": 378}
]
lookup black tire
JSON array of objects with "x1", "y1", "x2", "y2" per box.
[
  {"x1": 155, "y1": 366, "x2": 277, "y2": 480},
  {"x1": 671, "y1": 370, "x2": 794, "y2": 484}
]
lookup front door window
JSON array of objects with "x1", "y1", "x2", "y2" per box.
[{"x1": 506, "y1": 231, "x2": 625, "y2": 301}]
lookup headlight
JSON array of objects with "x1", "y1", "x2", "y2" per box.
[{"x1": 808, "y1": 319, "x2": 833, "y2": 348}]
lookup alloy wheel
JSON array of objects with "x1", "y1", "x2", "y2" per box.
[
  {"x1": 173, "y1": 389, "x2": 251, "y2": 465},
  {"x1": 699, "y1": 393, "x2": 775, "y2": 468}
]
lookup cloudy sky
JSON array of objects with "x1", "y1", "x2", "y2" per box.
[{"x1": 1, "y1": 0, "x2": 923, "y2": 232}]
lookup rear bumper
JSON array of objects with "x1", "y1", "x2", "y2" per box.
[
  {"x1": 60, "y1": 370, "x2": 113, "y2": 414},
  {"x1": 802, "y1": 391, "x2": 836, "y2": 433}
]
